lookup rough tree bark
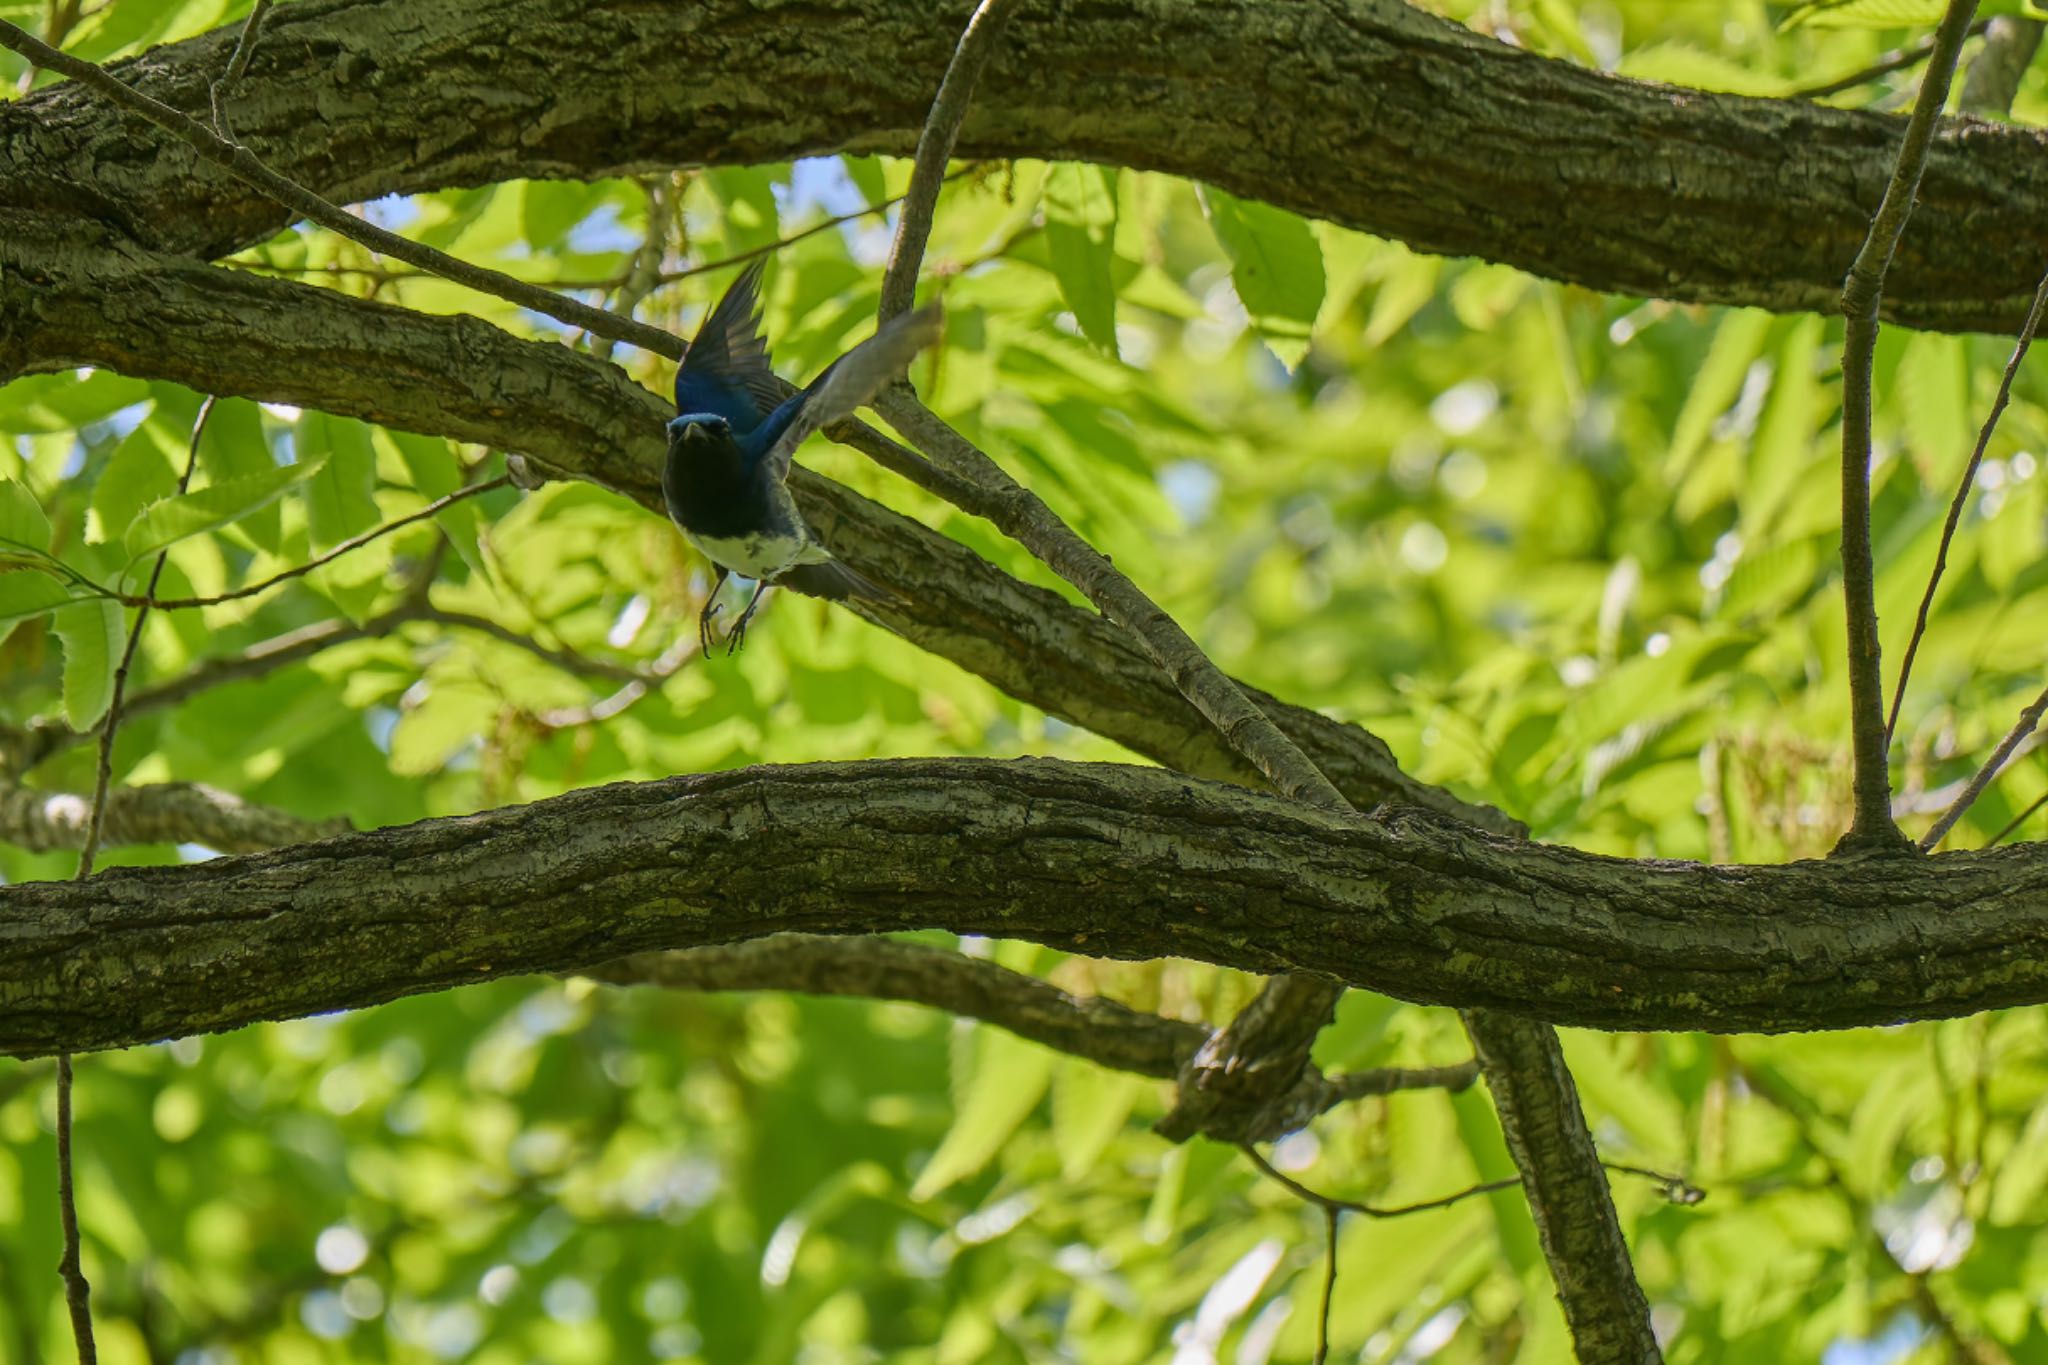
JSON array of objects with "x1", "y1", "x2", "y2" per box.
[
  {"x1": 5, "y1": 0, "x2": 2048, "y2": 332},
  {"x1": 7, "y1": 757, "x2": 2048, "y2": 1058}
]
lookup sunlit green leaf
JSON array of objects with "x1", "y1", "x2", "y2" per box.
[
  {"x1": 53, "y1": 597, "x2": 126, "y2": 731},
  {"x1": 1198, "y1": 185, "x2": 1324, "y2": 365},
  {"x1": 123, "y1": 456, "x2": 327, "y2": 561},
  {"x1": 1044, "y1": 164, "x2": 1120, "y2": 355}
]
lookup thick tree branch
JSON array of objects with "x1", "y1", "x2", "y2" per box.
[
  {"x1": 9, "y1": 0, "x2": 2048, "y2": 332},
  {"x1": 1465, "y1": 1009, "x2": 1660, "y2": 1364},
  {"x1": 13, "y1": 756, "x2": 2048, "y2": 1056},
  {"x1": 0, "y1": 18, "x2": 684, "y2": 363},
  {"x1": 0, "y1": 780, "x2": 350, "y2": 854},
  {"x1": 0, "y1": 234, "x2": 1518, "y2": 836}
]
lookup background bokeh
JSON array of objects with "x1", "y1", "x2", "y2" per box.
[{"x1": 4, "y1": 1, "x2": 2047, "y2": 1360}]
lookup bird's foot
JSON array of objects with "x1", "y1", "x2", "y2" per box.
[{"x1": 697, "y1": 601, "x2": 724, "y2": 658}]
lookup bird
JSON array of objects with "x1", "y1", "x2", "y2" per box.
[{"x1": 664, "y1": 260, "x2": 942, "y2": 655}]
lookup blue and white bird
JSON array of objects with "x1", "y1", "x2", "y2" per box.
[{"x1": 664, "y1": 261, "x2": 941, "y2": 654}]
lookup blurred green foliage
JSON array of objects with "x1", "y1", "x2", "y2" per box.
[{"x1": 4, "y1": 0, "x2": 2048, "y2": 1361}]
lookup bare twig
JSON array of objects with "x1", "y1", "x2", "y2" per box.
[
  {"x1": 1239, "y1": 1143, "x2": 1520, "y2": 1220},
  {"x1": 55, "y1": 397, "x2": 213, "y2": 1365},
  {"x1": 1790, "y1": 17, "x2": 1992, "y2": 100},
  {"x1": 12, "y1": 0, "x2": 79, "y2": 95},
  {"x1": 1986, "y1": 788, "x2": 2048, "y2": 846},
  {"x1": 877, "y1": 0, "x2": 1025, "y2": 322},
  {"x1": 1922, "y1": 681, "x2": 2048, "y2": 849},
  {"x1": 0, "y1": 21, "x2": 687, "y2": 362},
  {"x1": 54, "y1": 1052, "x2": 91, "y2": 1363},
  {"x1": 208, "y1": 0, "x2": 272, "y2": 135},
  {"x1": 1886, "y1": 262, "x2": 2048, "y2": 745},
  {"x1": 1312, "y1": 1205, "x2": 1338, "y2": 1365},
  {"x1": 1835, "y1": 0, "x2": 1981, "y2": 852},
  {"x1": 222, "y1": 167, "x2": 986, "y2": 292},
  {"x1": 127, "y1": 476, "x2": 509, "y2": 609}
]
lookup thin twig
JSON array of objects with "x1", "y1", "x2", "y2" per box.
[
  {"x1": 1834, "y1": 0, "x2": 1981, "y2": 851},
  {"x1": 1313, "y1": 1204, "x2": 1338, "y2": 1365},
  {"x1": 1600, "y1": 1161, "x2": 1706, "y2": 1205},
  {"x1": 0, "y1": 21, "x2": 687, "y2": 362},
  {"x1": 1986, "y1": 788, "x2": 2048, "y2": 845},
  {"x1": 1922, "y1": 680, "x2": 2048, "y2": 849},
  {"x1": 873, "y1": 0, "x2": 1356, "y2": 1153},
  {"x1": 54, "y1": 1052, "x2": 91, "y2": 1363},
  {"x1": 222, "y1": 166, "x2": 987, "y2": 292},
  {"x1": 877, "y1": 0, "x2": 1025, "y2": 322},
  {"x1": 127, "y1": 475, "x2": 509, "y2": 609},
  {"x1": 1239, "y1": 1143, "x2": 1520, "y2": 1220},
  {"x1": 1790, "y1": 17, "x2": 1992, "y2": 99},
  {"x1": 57, "y1": 398, "x2": 213, "y2": 1365},
  {"x1": 12, "y1": 0, "x2": 79, "y2": 95},
  {"x1": 208, "y1": 0, "x2": 271, "y2": 135},
  {"x1": 1886, "y1": 263, "x2": 2048, "y2": 745}
]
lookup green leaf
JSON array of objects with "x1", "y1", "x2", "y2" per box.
[
  {"x1": 1666, "y1": 309, "x2": 1772, "y2": 482},
  {"x1": 911, "y1": 1026, "x2": 1055, "y2": 1200},
  {"x1": 1049, "y1": 1059, "x2": 1143, "y2": 1180},
  {"x1": 88, "y1": 418, "x2": 180, "y2": 544},
  {"x1": 1044, "y1": 164, "x2": 1120, "y2": 355},
  {"x1": 703, "y1": 166, "x2": 784, "y2": 251},
  {"x1": 0, "y1": 570, "x2": 81, "y2": 628},
  {"x1": 301, "y1": 413, "x2": 381, "y2": 548},
  {"x1": 196, "y1": 399, "x2": 283, "y2": 552},
  {"x1": 123, "y1": 456, "x2": 327, "y2": 561},
  {"x1": 1198, "y1": 185, "x2": 1324, "y2": 366},
  {"x1": 520, "y1": 180, "x2": 612, "y2": 253},
  {"x1": 0, "y1": 478, "x2": 53, "y2": 553},
  {"x1": 53, "y1": 598, "x2": 125, "y2": 731}
]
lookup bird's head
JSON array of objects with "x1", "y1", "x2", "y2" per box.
[{"x1": 666, "y1": 414, "x2": 732, "y2": 447}]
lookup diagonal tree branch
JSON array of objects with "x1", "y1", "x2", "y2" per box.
[
  {"x1": 0, "y1": 236, "x2": 1519, "y2": 837},
  {"x1": 876, "y1": 0, "x2": 1025, "y2": 324},
  {"x1": 0, "y1": 18, "x2": 685, "y2": 364},
  {"x1": 1464, "y1": 1009, "x2": 1659, "y2": 1364},
  {"x1": 1886, "y1": 262, "x2": 2048, "y2": 745}
]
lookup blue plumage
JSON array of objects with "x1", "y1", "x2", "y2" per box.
[{"x1": 664, "y1": 261, "x2": 941, "y2": 653}]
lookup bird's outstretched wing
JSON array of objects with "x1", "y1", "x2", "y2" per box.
[
  {"x1": 673, "y1": 259, "x2": 786, "y2": 427},
  {"x1": 752, "y1": 305, "x2": 944, "y2": 482}
]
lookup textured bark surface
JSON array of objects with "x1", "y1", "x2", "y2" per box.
[
  {"x1": 0, "y1": 221, "x2": 1521, "y2": 834},
  {"x1": 2, "y1": 757, "x2": 2043, "y2": 1058},
  {"x1": 1466, "y1": 1009, "x2": 1661, "y2": 1364},
  {"x1": 5, "y1": 0, "x2": 2048, "y2": 331}
]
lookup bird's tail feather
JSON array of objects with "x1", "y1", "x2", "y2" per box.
[{"x1": 778, "y1": 558, "x2": 895, "y2": 602}]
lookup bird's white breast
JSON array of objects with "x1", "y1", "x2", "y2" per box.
[{"x1": 687, "y1": 530, "x2": 807, "y2": 580}]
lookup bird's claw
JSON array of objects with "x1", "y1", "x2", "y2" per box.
[{"x1": 697, "y1": 601, "x2": 725, "y2": 658}]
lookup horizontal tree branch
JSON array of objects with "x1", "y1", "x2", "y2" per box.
[
  {"x1": 6, "y1": 756, "x2": 2048, "y2": 1057},
  {"x1": 9, "y1": 0, "x2": 2048, "y2": 332},
  {"x1": 0, "y1": 225, "x2": 1519, "y2": 836},
  {"x1": 0, "y1": 780, "x2": 348, "y2": 854},
  {"x1": 586, "y1": 934, "x2": 1478, "y2": 1130}
]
